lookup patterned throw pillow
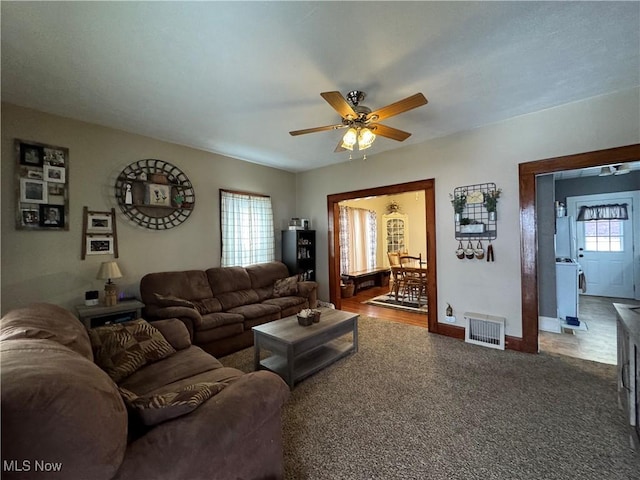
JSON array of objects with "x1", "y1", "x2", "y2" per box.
[
  {"x1": 273, "y1": 275, "x2": 299, "y2": 297},
  {"x1": 89, "y1": 319, "x2": 176, "y2": 383},
  {"x1": 119, "y1": 382, "x2": 226, "y2": 425},
  {"x1": 153, "y1": 293, "x2": 194, "y2": 308}
]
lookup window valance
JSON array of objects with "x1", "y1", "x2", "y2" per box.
[{"x1": 576, "y1": 203, "x2": 628, "y2": 221}]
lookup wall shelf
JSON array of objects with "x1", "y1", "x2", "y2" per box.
[{"x1": 114, "y1": 159, "x2": 195, "y2": 230}]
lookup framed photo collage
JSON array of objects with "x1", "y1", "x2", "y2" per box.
[{"x1": 15, "y1": 139, "x2": 69, "y2": 230}]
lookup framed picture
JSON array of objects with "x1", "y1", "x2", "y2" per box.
[
  {"x1": 19, "y1": 143, "x2": 44, "y2": 167},
  {"x1": 39, "y1": 204, "x2": 65, "y2": 228},
  {"x1": 43, "y1": 147, "x2": 66, "y2": 167},
  {"x1": 20, "y1": 178, "x2": 48, "y2": 204},
  {"x1": 87, "y1": 213, "x2": 112, "y2": 233},
  {"x1": 86, "y1": 236, "x2": 114, "y2": 255},
  {"x1": 147, "y1": 183, "x2": 171, "y2": 206},
  {"x1": 48, "y1": 183, "x2": 65, "y2": 196},
  {"x1": 27, "y1": 170, "x2": 43, "y2": 180},
  {"x1": 21, "y1": 208, "x2": 40, "y2": 227},
  {"x1": 44, "y1": 165, "x2": 66, "y2": 184}
]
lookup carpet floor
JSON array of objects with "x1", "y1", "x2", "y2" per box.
[
  {"x1": 364, "y1": 293, "x2": 428, "y2": 314},
  {"x1": 220, "y1": 316, "x2": 639, "y2": 479}
]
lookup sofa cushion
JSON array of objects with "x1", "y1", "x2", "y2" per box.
[
  {"x1": 273, "y1": 275, "x2": 299, "y2": 297},
  {"x1": 192, "y1": 297, "x2": 223, "y2": 314},
  {"x1": 151, "y1": 318, "x2": 192, "y2": 350},
  {"x1": 0, "y1": 302, "x2": 93, "y2": 361},
  {"x1": 216, "y1": 289, "x2": 261, "y2": 311},
  {"x1": 195, "y1": 323, "x2": 245, "y2": 344},
  {"x1": 246, "y1": 261, "x2": 290, "y2": 289},
  {"x1": 1, "y1": 339, "x2": 127, "y2": 480},
  {"x1": 227, "y1": 302, "x2": 281, "y2": 320},
  {"x1": 200, "y1": 312, "x2": 245, "y2": 331},
  {"x1": 263, "y1": 295, "x2": 307, "y2": 310},
  {"x1": 89, "y1": 319, "x2": 176, "y2": 383},
  {"x1": 206, "y1": 266, "x2": 252, "y2": 295},
  {"x1": 153, "y1": 293, "x2": 194, "y2": 308},
  {"x1": 120, "y1": 382, "x2": 226, "y2": 426},
  {"x1": 119, "y1": 346, "x2": 224, "y2": 396},
  {"x1": 140, "y1": 270, "x2": 213, "y2": 304}
]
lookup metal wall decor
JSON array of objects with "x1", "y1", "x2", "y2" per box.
[
  {"x1": 453, "y1": 183, "x2": 498, "y2": 241},
  {"x1": 115, "y1": 159, "x2": 195, "y2": 230}
]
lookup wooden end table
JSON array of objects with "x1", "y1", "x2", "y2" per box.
[
  {"x1": 252, "y1": 308, "x2": 358, "y2": 389},
  {"x1": 76, "y1": 299, "x2": 145, "y2": 329}
]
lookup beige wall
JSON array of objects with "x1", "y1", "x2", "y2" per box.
[
  {"x1": 1, "y1": 103, "x2": 297, "y2": 314},
  {"x1": 296, "y1": 87, "x2": 640, "y2": 338}
]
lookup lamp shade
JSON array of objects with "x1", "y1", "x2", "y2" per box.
[
  {"x1": 97, "y1": 261, "x2": 122, "y2": 281},
  {"x1": 341, "y1": 128, "x2": 357, "y2": 150},
  {"x1": 357, "y1": 128, "x2": 376, "y2": 150},
  {"x1": 598, "y1": 166, "x2": 613, "y2": 176},
  {"x1": 614, "y1": 163, "x2": 630, "y2": 175}
]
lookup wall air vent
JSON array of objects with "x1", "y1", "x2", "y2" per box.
[{"x1": 464, "y1": 312, "x2": 506, "y2": 350}]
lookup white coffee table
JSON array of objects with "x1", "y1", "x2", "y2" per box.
[{"x1": 252, "y1": 308, "x2": 358, "y2": 389}]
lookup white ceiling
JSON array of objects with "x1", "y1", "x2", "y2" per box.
[{"x1": 2, "y1": 2, "x2": 639, "y2": 173}]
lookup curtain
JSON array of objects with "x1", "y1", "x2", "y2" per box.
[
  {"x1": 220, "y1": 190, "x2": 274, "y2": 267},
  {"x1": 576, "y1": 203, "x2": 628, "y2": 221},
  {"x1": 339, "y1": 206, "x2": 377, "y2": 274}
]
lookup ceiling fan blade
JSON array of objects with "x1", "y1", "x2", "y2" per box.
[
  {"x1": 367, "y1": 93, "x2": 428, "y2": 122},
  {"x1": 334, "y1": 139, "x2": 347, "y2": 153},
  {"x1": 370, "y1": 123, "x2": 412, "y2": 142},
  {"x1": 289, "y1": 124, "x2": 346, "y2": 136},
  {"x1": 321, "y1": 91, "x2": 358, "y2": 120}
]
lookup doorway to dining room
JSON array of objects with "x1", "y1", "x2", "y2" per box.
[{"x1": 327, "y1": 179, "x2": 443, "y2": 335}]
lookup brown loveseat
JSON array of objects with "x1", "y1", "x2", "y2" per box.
[
  {"x1": 140, "y1": 261, "x2": 318, "y2": 357},
  {"x1": 0, "y1": 303, "x2": 289, "y2": 480}
]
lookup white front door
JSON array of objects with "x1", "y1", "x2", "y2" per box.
[{"x1": 568, "y1": 193, "x2": 635, "y2": 298}]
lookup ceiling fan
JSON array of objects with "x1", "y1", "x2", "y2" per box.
[{"x1": 289, "y1": 90, "x2": 428, "y2": 153}]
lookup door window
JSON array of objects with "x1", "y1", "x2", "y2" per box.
[{"x1": 583, "y1": 219, "x2": 623, "y2": 252}]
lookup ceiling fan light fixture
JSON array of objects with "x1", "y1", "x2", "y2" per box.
[
  {"x1": 341, "y1": 127, "x2": 357, "y2": 150},
  {"x1": 598, "y1": 166, "x2": 613, "y2": 176},
  {"x1": 357, "y1": 127, "x2": 376, "y2": 150},
  {"x1": 614, "y1": 163, "x2": 631, "y2": 175}
]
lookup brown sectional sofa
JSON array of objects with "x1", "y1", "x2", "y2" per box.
[
  {"x1": 0, "y1": 303, "x2": 289, "y2": 480},
  {"x1": 140, "y1": 261, "x2": 318, "y2": 357}
]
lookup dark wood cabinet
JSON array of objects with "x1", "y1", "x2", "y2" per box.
[{"x1": 282, "y1": 230, "x2": 315, "y2": 281}]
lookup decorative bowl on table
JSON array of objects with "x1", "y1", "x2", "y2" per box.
[{"x1": 297, "y1": 309, "x2": 321, "y2": 326}]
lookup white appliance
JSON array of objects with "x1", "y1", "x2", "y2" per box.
[
  {"x1": 555, "y1": 216, "x2": 576, "y2": 261},
  {"x1": 554, "y1": 215, "x2": 582, "y2": 326},
  {"x1": 556, "y1": 260, "x2": 579, "y2": 321}
]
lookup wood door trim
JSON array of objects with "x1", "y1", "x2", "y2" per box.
[
  {"x1": 327, "y1": 179, "x2": 440, "y2": 334},
  {"x1": 519, "y1": 143, "x2": 640, "y2": 353}
]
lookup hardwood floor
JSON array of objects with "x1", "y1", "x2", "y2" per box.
[
  {"x1": 342, "y1": 287, "x2": 640, "y2": 366},
  {"x1": 339, "y1": 285, "x2": 428, "y2": 328},
  {"x1": 538, "y1": 295, "x2": 640, "y2": 365}
]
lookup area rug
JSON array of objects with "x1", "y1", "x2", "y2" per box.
[
  {"x1": 364, "y1": 292, "x2": 428, "y2": 313},
  {"x1": 220, "y1": 316, "x2": 640, "y2": 480}
]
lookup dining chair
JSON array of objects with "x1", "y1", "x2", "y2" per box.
[{"x1": 398, "y1": 254, "x2": 427, "y2": 307}]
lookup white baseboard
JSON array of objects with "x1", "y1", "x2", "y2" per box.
[{"x1": 539, "y1": 316, "x2": 561, "y2": 333}]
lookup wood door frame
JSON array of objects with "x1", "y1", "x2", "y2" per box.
[
  {"x1": 327, "y1": 179, "x2": 441, "y2": 334},
  {"x1": 519, "y1": 143, "x2": 640, "y2": 353}
]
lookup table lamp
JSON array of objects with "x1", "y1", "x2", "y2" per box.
[{"x1": 97, "y1": 261, "x2": 123, "y2": 306}]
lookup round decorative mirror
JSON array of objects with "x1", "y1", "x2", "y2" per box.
[{"x1": 115, "y1": 159, "x2": 195, "y2": 230}]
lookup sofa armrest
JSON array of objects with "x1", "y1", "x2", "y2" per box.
[
  {"x1": 150, "y1": 318, "x2": 191, "y2": 350},
  {"x1": 298, "y1": 281, "x2": 318, "y2": 308},
  {"x1": 114, "y1": 371, "x2": 290, "y2": 480},
  {"x1": 145, "y1": 304, "x2": 203, "y2": 327}
]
